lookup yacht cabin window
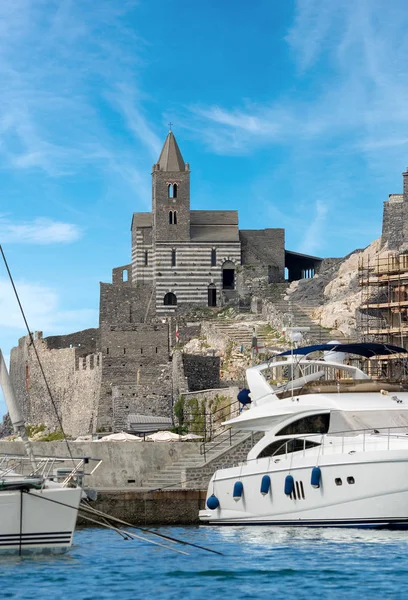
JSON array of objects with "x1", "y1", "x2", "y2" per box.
[
  {"x1": 257, "y1": 438, "x2": 320, "y2": 459},
  {"x1": 276, "y1": 413, "x2": 330, "y2": 436}
]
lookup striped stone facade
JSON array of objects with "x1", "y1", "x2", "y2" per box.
[{"x1": 154, "y1": 242, "x2": 241, "y2": 313}]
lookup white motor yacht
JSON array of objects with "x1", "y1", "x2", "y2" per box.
[{"x1": 199, "y1": 342, "x2": 408, "y2": 528}]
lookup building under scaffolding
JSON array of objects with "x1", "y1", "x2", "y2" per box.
[{"x1": 359, "y1": 253, "x2": 408, "y2": 350}]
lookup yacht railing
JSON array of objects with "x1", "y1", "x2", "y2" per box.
[
  {"x1": 216, "y1": 425, "x2": 408, "y2": 471},
  {"x1": 0, "y1": 454, "x2": 102, "y2": 487}
]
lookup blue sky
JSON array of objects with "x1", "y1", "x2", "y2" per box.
[{"x1": 1, "y1": 0, "x2": 408, "y2": 414}]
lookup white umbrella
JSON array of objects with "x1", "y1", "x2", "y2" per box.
[
  {"x1": 96, "y1": 431, "x2": 143, "y2": 442},
  {"x1": 181, "y1": 433, "x2": 203, "y2": 440},
  {"x1": 146, "y1": 431, "x2": 182, "y2": 442}
]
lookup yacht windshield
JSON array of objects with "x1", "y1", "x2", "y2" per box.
[
  {"x1": 257, "y1": 438, "x2": 321, "y2": 459},
  {"x1": 276, "y1": 413, "x2": 330, "y2": 436}
]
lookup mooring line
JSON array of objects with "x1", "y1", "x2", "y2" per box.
[
  {"x1": 79, "y1": 513, "x2": 189, "y2": 555},
  {"x1": 80, "y1": 502, "x2": 224, "y2": 556},
  {"x1": 22, "y1": 491, "x2": 223, "y2": 556}
]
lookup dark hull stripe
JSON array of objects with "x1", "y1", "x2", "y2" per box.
[
  {"x1": 206, "y1": 518, "x2": 408, "y2": 529},
  {"x1": 0, "y1": 539, "x2": 71, "y2": 547},
  {"x1": 0, "y1": 531, "x2": 71, "y2": 538}
]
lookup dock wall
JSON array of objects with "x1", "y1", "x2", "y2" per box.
[{"x1": 0, "y1": 441, "x2": 201, "y2": 489}]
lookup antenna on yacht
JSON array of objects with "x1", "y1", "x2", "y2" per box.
[
  {"x1": 0, "y1": 350, "x2": 36, "y2": 470},
  {"x1": 283, "y1": 327, "x2": 310, "y2": 401}
]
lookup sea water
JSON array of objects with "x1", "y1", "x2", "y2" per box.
[{"x1": 1, "y1": 526, "x2": 408, "y2": 599}]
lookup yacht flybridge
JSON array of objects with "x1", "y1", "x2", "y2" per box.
[{"x1": 199, "y1": 342, "x2": 408, "y2": 528}]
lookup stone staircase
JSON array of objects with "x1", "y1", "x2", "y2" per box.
[
  {"x1": 142, "y1": 429, "x2": 253, "y2": 490},
  {"x1": 272, "y1": 300, "x2": 353, "y2": 344},
  {"x1": 211, "y1": 320, "x2": 269, "y2": 349}
]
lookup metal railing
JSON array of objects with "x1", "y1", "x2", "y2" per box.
[
  {"x1": 0, "y1": 454, "x2": 102, "y2": 487},
  {"x1": 216, "y1": 425, "x2": 408, "y2": 473}
]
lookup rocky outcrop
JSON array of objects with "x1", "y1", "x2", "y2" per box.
[{"x1": 286, "y1": 238, "x2": 392, "y2": 339}]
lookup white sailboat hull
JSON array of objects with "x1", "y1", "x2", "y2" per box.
[{"x1": 0, "y1": 485, "x2": 83, "y2": 554}]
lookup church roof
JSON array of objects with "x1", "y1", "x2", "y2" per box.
[
  {"x1": 131, "y1": 212, "x2": 152, "y2": 229},
  {"x1": 190, "y1": 225, "x2": 239, "y2": 242},
  {"x1": 156, "y1": 131, "x2": 186, "y2": 172},
  {"x1": 190, "y1": 211, "x2": 238, "y2": 225}
]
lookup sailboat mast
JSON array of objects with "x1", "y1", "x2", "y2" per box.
[{"x1": 0, "y1": 350, "x2": 37, "y2": 469}]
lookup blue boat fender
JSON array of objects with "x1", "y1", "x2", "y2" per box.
[
  {"x1": 206, "y1": 494, "x2": 220, "y2": 510},
  {"x1": 284, "y1": 475, "x2": 294, "y2": 496},
  {"x1": 260, "y1": 475, "x2": 271, "y2": 496},
  {"x1": 311, "y1": 466, "x2": 322, "y2": 488},
  {"x1": 237, "y1": 388, "x2": 252, "y2": 405},
  {"x1": 233, "y1": 481, "x2": 244, "y2": 501}
]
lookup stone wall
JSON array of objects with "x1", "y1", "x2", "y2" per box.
[
  {"x1": 44, "y1": 328, "x2": 99, "y2": 356},
  {"x1": 99, "y1": 281, "x2": 155, "y2": 326},
  {"x1": 236, "y1": 264, "x2": 273, "y2": 299},
  {"x1": 97, "y1": 322, "x2": 170, "y2": 430},
  {"x1": 382, "y1": 195, "x2": 407, "y2": 250},
  {"x1": 183, "y1": 432, "x2": 264, "y2": 488},
  {"x1": 182, "y1": 354, "x2": 220, "y2": 391},
  {"x1": 9, "y1": 333, "x2": 101, "y2": 437},
  {"x1": 112, "y1": 369, "x2": 173, "y2": 432},
  {"x1": 240, "y1": 229, "x2": 285, "y2": 279}
]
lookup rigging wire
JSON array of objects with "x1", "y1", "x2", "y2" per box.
[
  {"x1": 0, "y1": 244, "x2": 75, "y2": 465},
  {"x1": 22, "y1": 490, "x2": 223, "y2": 555}
]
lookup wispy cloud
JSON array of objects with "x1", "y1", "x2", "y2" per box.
[
  {"x1": 0, "y1": 0, "x2": 158, "y2": 192},
  {"x1": 0, "y1": 278, "x2": 97, "y2": 333},
  {"x1": 184, "y1": 1, "x2": 408, "y2": 162},
  {"x1": 299, "y1": 200, "x2": 329, "y2": 255},
  {"x1": 0, "y1": 217, "x2": 81, "y2": 244}
]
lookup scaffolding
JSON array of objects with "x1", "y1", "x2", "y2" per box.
[{"x1": 358, "y1": 253, "x2": 408, "y2": 349}]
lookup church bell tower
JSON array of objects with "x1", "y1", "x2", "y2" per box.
[{"x1": 152, "y1": 130, "x2": 190, "y2": 242}]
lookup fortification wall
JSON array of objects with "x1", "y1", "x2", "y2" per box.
[
  {"x1": 99, "y1": 281, "x2": 155, "y2": 326},
  {"x1": 112, "y1": 368, "x2": 173, "y2": 432},
  {"x1": 382, "y1": 196, "x2": 407, "y2": 250},
  {"x1": 44, "y1": 328, "x2": 99, "y2": 355},
  {"x1": 9, "y1": 333, "x2": 101, "y2": 437},
  {"x1": 97, "y1": 323, "x2": 170, "y2": 431},
  {"x1": 240, "y1": 229, "x2": 285, "y2": 279},
  {"x1": 236, "y1": 264, "x2": 273, "y2": 299},
  {"x1": 182, "y1": 354, "x2": 220, "y2": 391}
]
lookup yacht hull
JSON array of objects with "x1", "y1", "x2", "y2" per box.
[
  {"x1": 0, "y1": 486, "x2": 82, "y2": 554},
  {"x1": 200, "y1": 452, "x2": 408, "y2": 529}
]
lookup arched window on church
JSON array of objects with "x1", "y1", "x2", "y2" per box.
[
  {"x1": 171, "y1": 249, "x2": 176, "y2": 267},
  {"x1": 173, "y1": 183, "x2": 178, "y2": 198},
  {"x1": 211, "y1": 248, "x2": 217, "y2": 266},
  {"x1": 169, "y1": 211, "x2": 173, "y2": 224},
  {"x1": 168, "y1": 184, "x2": 173, "y2": 198},
  {"x1": 174, "y1": 211, "x2": 178, "y2": 225}
]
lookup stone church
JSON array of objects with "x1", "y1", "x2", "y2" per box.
[{"x1": 113, "y1": 130, "x2": 318, "y2": 315}]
